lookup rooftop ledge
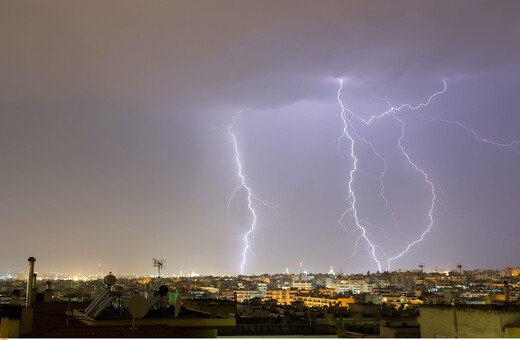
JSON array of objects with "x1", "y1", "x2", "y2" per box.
[{"x1": 72, "y1": 309, "x2": 236, "y2": 328}]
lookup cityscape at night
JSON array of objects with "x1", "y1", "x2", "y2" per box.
[
  {"x1": 1, "y1": 259, "x2": 520, "y2": 337},
  {"x1": 1, "y1": 0, "x2": 519, "y2": 338}
]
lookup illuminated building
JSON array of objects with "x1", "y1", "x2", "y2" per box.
[
  {"x1": 292, "y1": 280, "x2": 313, "y2": 290},
  {"x1": 265, "y1": 289, "x2": 291, "y2": 305},
  {"x1": 334, "y1": 279, "x2": 374, "y2": 294},
  {"x1": 233, "y1": 290, "x2": 262, "y2": 303},
  {"x1": 294, "y1": 295, "x2": 354, "y2": 308}
]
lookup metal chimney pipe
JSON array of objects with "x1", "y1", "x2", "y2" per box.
[
  {"x1": 504, "y1": 281, "x2": 510, "y2": 303},
  {"x1": 26, "y1": 257, "x2": 36, "y2": 307}
]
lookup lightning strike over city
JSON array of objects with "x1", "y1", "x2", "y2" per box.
[
  {"x1": 2, "y1": 1, "x2": 519, "y2": 279},
  {"x1": 337, "y1": 78, "x2": 383, "y2": 271},
  {"x1": 335, "y1": 77, "x2": 519, "y2": 272},
  {"x1": 226, "y1": 114, "x2": 275, "y2": 275}
]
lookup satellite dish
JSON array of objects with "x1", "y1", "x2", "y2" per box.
[
  {"x1": 103, "y1": 274, "x2": 117, "y2": 287},
  {"x1": 158, "y1": 285, "x2": 169, "y2": 296},
  {"x1": 112, "y1": 285, "x2": 125, "y2": 297},
  {"x1": 128, "y1": 294, "x2": 148, "y2": 319}
]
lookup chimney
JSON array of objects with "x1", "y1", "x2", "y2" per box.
[
  {"x1": 44, "y1": 281, "x2": 53, "y2": 303},
  {"x1": 26, "y1": 257, "x2": 36, "y2": 307},
  {"x1": 31, "y1": 273, "x2": 38, "y2": 305},
  {"x1": 504, "y1": 281, "x2": 510, "y2": 303}
]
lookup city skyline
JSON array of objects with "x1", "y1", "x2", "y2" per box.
[
  {"x1": 1, "y1": 1, "x2": 519, "y2": 275},
  {"x1": 1, "y1": 263, "x2": 515, "y2": 281}
]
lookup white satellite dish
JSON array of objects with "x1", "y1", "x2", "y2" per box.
[{"x1": 128, "y1": 294, "x2": 148, "y2": 319}]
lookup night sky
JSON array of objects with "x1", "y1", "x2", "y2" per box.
[{"x1": 1, "y1": 1, "x2": 519, "y2": 276}]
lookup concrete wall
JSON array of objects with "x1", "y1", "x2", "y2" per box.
[
  {"x1": 420, "y1": 305, "x2": 520, "y2": 338},
  {"x1": 349, "y1": 303, "x2": 381, "y2": 315},
  {"x1": 219, "y1": 323, "x2": 337, "y2": 336},
  {"x1": 182, "y1": 299, "x2": 236, "y2": 316},
  {"x1": 380, "y1": 325, "x2": 420, "y2": 338}
]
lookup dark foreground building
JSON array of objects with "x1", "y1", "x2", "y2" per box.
[{"x1": 420, "y1": 304, "x2": 520, "y2": 338}]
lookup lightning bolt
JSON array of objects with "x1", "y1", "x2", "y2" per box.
[
  {"x1": 374, "y1": 83, "x2": 519, "y2": 269},
  {"x1": 414, "y1": 115, "x2": 520, "y2": 147},
  {"x1": 384, "y1": 111, "x2": 436, "y2": 270},
  {"x1": 336, "y1": 78, "x2": 519, "y2": 272},
  {"x1": 337, "y1": 79, "x2": 383, "y2": 271},
  {"x1": 349, "y1": 80, "x2": 448, "y2": 125},
  {"x1": 226, "y1": 114, "x2": 276, "y2": 275},
  {"x1": 336, "y1": 79, "x2": 445, "y2": 272}
]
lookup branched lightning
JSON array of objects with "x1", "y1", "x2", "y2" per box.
[
  {"x1": 414, "y1": 115, "x2": 520, "y2": 147},
  {"x1": 227, "y1": 115, "x2": 257, "y2": 275},
  {"x1": 336, "y1": 79, "x2": 442, "y2": 271},
  {"x1": 337, "y1": 79, "x2": 383, "y2": 271},
  {"x1": 349, "y1": 80, "x2": 448, "y2": 125},
  {"x1": 226, "y1": 114, "x2": 276, "y2": 275},
  {"x1": 221, "y1": 78, "x2": 518, "y2": 275},
  {"x1": 384, "y1": 112, "x2": 436, "y2": 270},
  {"x1": 336, "y1": 78, "x2": 519, "y2": 271}
]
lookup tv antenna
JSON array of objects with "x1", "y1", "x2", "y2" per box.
[{"x1": 152, "y1": 258, "x2": 165, "y2": 278}]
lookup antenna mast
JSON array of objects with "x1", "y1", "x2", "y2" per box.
[{"x1": 152, "y1": 258, "x2": 164, "y2": 278}]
